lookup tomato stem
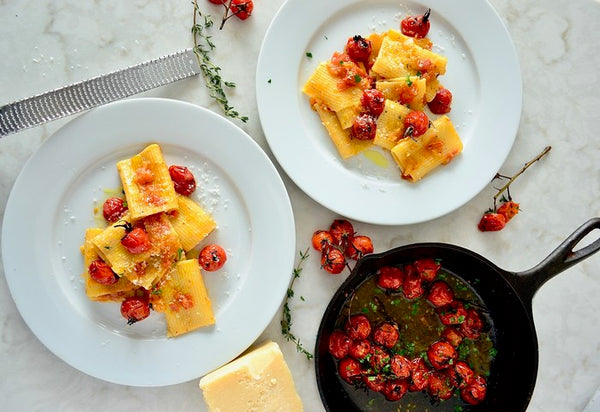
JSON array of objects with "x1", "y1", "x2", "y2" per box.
[{"x1": 491, "y1": 146, "x2": 551, "y2": 211}]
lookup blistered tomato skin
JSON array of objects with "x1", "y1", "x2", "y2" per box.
[
  {"x1": 372, "y1": 322, "x2": 400, "y2": 348},
  {"x1": 338, "y1": 357, "x2": 363, "y2": 383},
  {"x1": 427, "y1": 280, "x2": 455, "y2": 307},
  {"x1": 311, "y1": 230, "x2": 334, "y2": 252},
  {"x1": 389, "y1": 354, "x2": 412, "y2": 379},
  {"x1": 344, "y1": 314, "x2": 371, "y2": 341},
  {"x1": 328, "y1": 330, "x2": 352, "y2": 359},
  {"x1": 478, "y1": 212, "x2": 507, "y2": 231},
  {"x1": 348, "y1": 340, "x2": 372, "y2": 361},
  {"x1": 120, "y1": 295, "x2": 151, "y2": 325},
  {"x1": 461, "y1": 375, "x2": 487, "y2": 405},
  {"x1": 121, "y1": 227, "x2": 152, "y2": 254},
  {"x1": 345, "y1": 35, "x2": 372, "y2": 62},
  {"x1": 88, "y1": 259, "x2": 118, "y2": 285},
  {"x1": 168, "y1": 165, "x2": 196, "y2": 196},
  {"x1": 102, "y1": 197, "x2": 127, "y2": 223},
  {"x1": 360, "y1": 89, "x2": 385, "y2": 117},
  {"x1": 400, "y1": 8, "x2": 432, "y2": 38},
  {"x1": 346, "y1": 235, "x2": 374, "y2": 260},
  {"x1": 351, "y1": 114, "x2": 377, "y2": 140},
  {"x1": 382, "y1": 379, "x2": 408, "y2": 401},
  {"x1": 414, "y1": 258, "x2": 441, "y2": 281},
  {"x1": 377, "y1": 266, "x2": 404, "y2": 290},
  {"x1": 428, "y1": 87, "x2": 453, "y2": 114},
  {"x1": 427, "y1": 341, "x2": 458, "y2": 370},
  {"x1": 230, "y1": 0, "x2": 254, "y2": 20},
  {"x1": 321, "y1": 248, "x2": 346, "y2": 274},
  {"x1": 199, "y1": 244, "x2": 228, "y2": 271},
  {"x1": 403, "y1": 110, "x2": 430, "y2": 138}
]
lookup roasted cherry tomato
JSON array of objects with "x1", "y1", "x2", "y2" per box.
[
  {"x1": 390, "y1": 354, "x2": 412, "y2": 379},
  {"x1": 428, "y1": 370, "x2": 454, "y2": 400},
  {"x1": 230, "y1": 0, "x2": 253, "y2": 20},
  {"x1": 207, "y1": 0, "x2": 226, "y2": 4},
  {"x1": 88, "y1": 259, "x2": 118, "y2": 285},
  {"x1": 377, "y1": 266, "x2": 404, "y2": 290},
  {"x1": 454, "y1": 361, "x2": 475, "y2": 389},
  {"x1": 409, "y1": 357, "x2": 431, "y2": 391},
  {"x1": 441, "y1": 326, "x2": 464, "y2": 347},
  {"x1": 346, "y1": 235, "x2": 374, "y2": 260},
  {"x1": 121, "y1": 295, "x2": 151, "y2": 325},
  {"x1": 400, "y1": 8, "x2": 431, "y2": 39},
  {"x1": 360, "y1": 89, "x2": 385, "y2": 117},
  {"x1": 402, "y1": 265, "x2": 425, "y2": 299},
  {"x1": 328, "y1": 330, "x2": 352, "y2": 359},
  {"x1": 311, "y1": 230, "x2": 334, "y2": 252},
  {"x1": 427, "y1": 341, "x2": 457, "y2": 370},
  {"x1": 403, "y1": 110, "x2": 429, "y2": 138},
  {"x1": 382, "y1": 378, "x2": 409, "y2": 401},
  {"x1": 329, "y1": 219, "x2": 355, "y2": 247},
  {"x1": 199, "y1": 244, "x2": 227, "y2": 271},
  {"x1": 369, "y1": 345, "x2": 391, "y2": 372},
  {"x1": 321, "y1": 247, "x2": 346, "y2": 274},
  {"x1": 414, "y1": 258, "x2": 441, "y2": 281},
  {"x1": 348, "y1": 339, "x2": 372, "y2": 361},
  {"x1": 427, "y1": 280, "x2": 455, "y2": 308},
  {"x1": 102, "y1": 197, "x2": 127, "y2": 223},
  {"x1": 344, "y1": 314, "x2": 371, "y2": 341},
  {"x1": 338, "y1": 357, "x2": 363, "y2": 383},
  {"x1": 373, "y1": 322, "x2": 399, "y2": 349},
  {"x1": 460, "y1": 308, "x2": 484, "y2": 339},
  {"x1": 438, "y1": 301, "x2": 467, "y2": 326},
  {"x1": 352, "y1": 113, "x2": 378, "y2": 140},
  {"x1": 497, "y1": 200, "x2": 520, "y2": 221},
  {"x1": 121, "y1": 226, "x2": 152, "y2": 254},
  {"x1": 363, "y1": 373, "x2": 386, "y2": 393},
  {"x1": 168, "y1": 165, "x2": 196, "y2": 196},
  {"x1": 478, "y1": 212, "x2": 507, "y2": 232},
  {"x1": 428, "y1": 87, "x2": 453, "y2": 114},
  {"x1": 345, "y1": 35, "x2": 372, "y2": 62},
  {"x1": 460, "y1": 375, "x2": 487, "y2": 405}
]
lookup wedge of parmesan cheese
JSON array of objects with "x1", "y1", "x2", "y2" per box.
[{"x1": 199, "y1": 341, "x2": 303, "y2": 412}]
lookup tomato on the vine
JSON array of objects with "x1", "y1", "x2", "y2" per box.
[
  {"x1": 321, "y1": 247, "x2": 346, "y2": 274},
  {"x1": 478, "y1": 212, "x2": 507, "y2": 232},
  {"x1": 199, "y1": 244, "x2": 227, "y2": 271},
  {"x1": 311, "y1": 230, "x2": 334, "y2": 252},
  {"x1": 329, "y1": 219, "x2": 355, "y2": 247},
  {"x1": 230, "y1": 0, "x2": 253, "y2": 20},
  {"x1": 400, "y1": 8, "x2": 431, "y2": 39},
  {"x1": 497, "y1": 200, "x2": 520, "y2": 221},
  {"x1": 346, "y1": 235, "x2": 374, "y2": 260}
]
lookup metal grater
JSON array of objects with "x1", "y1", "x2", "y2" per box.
[{"x1": 0, "y1": 48, "x2": 201, "y2": 137}]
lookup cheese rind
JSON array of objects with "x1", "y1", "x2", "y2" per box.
[{"x1": 199, "y1": 341, "x2": 303, "y2": 412}]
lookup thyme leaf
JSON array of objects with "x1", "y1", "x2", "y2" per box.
[
  {"x1": 191, "y1": 1, "x2": 248, "y2": 123},
  {"x1": 281, "y1": 248, "x2": 313, "y2": 360}
]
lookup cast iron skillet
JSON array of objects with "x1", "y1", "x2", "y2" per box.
[{"x1": 315, "y1": 218, "x2": 600, "y2": 411}]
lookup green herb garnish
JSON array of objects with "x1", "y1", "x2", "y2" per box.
[
  {"x1": 192, "y1": 1, "x2": 248, "y2": 123},
  {"x1": 281, "y1": 249, "x2": 313, "y2": 360}
]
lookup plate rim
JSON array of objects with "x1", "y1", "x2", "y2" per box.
[
  {"x1": 1, "y1": 97, "x2": 296, "y2": 386},
  {"x1": 256, "y1": 0, "x2": 522, "y2": 225}
]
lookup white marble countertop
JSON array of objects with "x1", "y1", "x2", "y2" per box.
[{"x1": 1, "y1": 0, "x2": 599, "y2": 411}]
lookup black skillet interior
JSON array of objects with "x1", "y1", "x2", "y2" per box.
[{"x1": 315, "y1": 243, "x2": 539, "y2": 412}]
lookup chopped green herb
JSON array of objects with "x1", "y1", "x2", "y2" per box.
[
  {"x1": 354, "y1": 74, "x2": 362, "y2": 83},
  {"x1": 306, "y1": 52, "x2": 313, "y2": 58},
  {"x1": 267, "y1": 79, "x2": 272, "y2": 84}
]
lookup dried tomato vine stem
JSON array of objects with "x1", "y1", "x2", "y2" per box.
[{"x1": 492, "y1": 146, "x2": 551, "y2": 211}]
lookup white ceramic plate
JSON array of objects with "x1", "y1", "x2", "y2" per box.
[
  {"x1": 1, "y1": 98, "x2": 296, "y2": 386},
  {"x1": 256, "y1": 0, "x2": 521, "y2": 225}
]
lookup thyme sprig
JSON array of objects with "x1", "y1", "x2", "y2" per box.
[
  {"x1": 191, "y1": 1, "x2": 248, "y2": 122},
  {"x1": 281, "y1": 248, "x2": 313, "y2": 360}
]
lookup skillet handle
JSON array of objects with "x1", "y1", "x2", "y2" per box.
[{"x1": 513, "y1": 217, "x2": 600, "y2": 301}]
